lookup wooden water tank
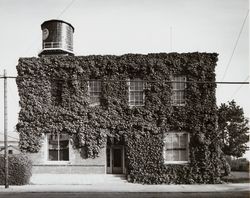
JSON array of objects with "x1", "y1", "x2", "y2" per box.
[{"x1": 39, "y1": 19, "x2": 74, "y2": 56}]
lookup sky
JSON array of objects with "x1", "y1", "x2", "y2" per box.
[{"x1": 0, "y1": 0, "x2": 249, "y2": 156}]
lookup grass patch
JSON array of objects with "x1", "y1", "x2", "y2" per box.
[{"x1": 222, "y1": 171, "x2": 249, "y2": 183}]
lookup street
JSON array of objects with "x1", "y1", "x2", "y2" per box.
[{"x1": 0, "y1": 192, "x2": 249, "y2": 198}]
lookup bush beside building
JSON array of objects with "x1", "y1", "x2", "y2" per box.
[{"x1": 0, "y1": 154, "x2": 32, "y2": 185}]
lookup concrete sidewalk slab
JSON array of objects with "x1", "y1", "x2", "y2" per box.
[
  {"x1": 30, "y1": 174, "x2": 127, "y2": 185},
  {"x1": 0, "y1": 183, "x2": 249, "y2": 193}
]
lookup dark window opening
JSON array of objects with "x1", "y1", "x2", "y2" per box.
[{"x1": 51, "y1": 80, "x2": 63, "y2": 106}]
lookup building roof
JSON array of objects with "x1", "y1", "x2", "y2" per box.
[{"x1": 0, "y1": 132, "x2": 19, "y2": 142}]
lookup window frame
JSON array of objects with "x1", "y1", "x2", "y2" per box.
[
  {"x1": 46, "y1": 133, "x2": 70, "y2": 163},
  {"x1": 171, "y1": 76, "x2": 187, "y2": 106},
  {"x1": 163, "y1": 131, "x2": 189, "y2": 164},
  {"x1": 88, "y1": 79, "x2": 102, "y2": 106},
  {"x1": 128, "y1": 78, "x2": 145, "y2": 107}
]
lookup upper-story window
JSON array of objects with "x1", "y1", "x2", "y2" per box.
[
  {"x1": 163, "y1": 131, "x2": 189, "y2": 164},
  {"x1": 171, "y1": 76, "x2": 186, "y2": 106},
  {"x1": 128, "y1": 79, "x2": 145, "y2": 106},
  {"x1": 88, "y1": 80, "x2": 101, "y2": 106},
  {"x1": 48, "y1": 133, "x2": 69, "y2": 161},
  {"x1": 51, "y1": 80, "x2": 63, "y2": 106}
]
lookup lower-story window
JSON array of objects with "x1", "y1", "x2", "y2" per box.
[
  {"x1": 163, "y1": 132, "x2": 189, "y2": 163},
  {"x1": 48, "y1": 133, "x2": 69, "y2": 161}
]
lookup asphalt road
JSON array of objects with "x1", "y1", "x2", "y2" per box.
[{"x1": 0, "y1": 192, "x2": 249, "y2": 198}]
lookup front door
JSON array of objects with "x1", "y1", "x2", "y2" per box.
[{"x1": 106, "y1": 146, "x2": 124, "y2": 174}]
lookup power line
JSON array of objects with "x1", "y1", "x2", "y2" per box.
[
  {"x1": 0, "y1": 132, "x2": 19, "y2": 141},
  {"x1": 230, "y1": 75, "x2": 250, "y2": 98},
  {"x1": 56, "y1": 0, "x2": 77, "y2": 19},
  {"x1": 221, "y1": 10, "x2": 249, "y2": 81},
  {"x1": 0, "y1": 76, "x2": 249, "y2": 85}
]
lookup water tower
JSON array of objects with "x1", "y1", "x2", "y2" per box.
[{"x1": 38, "y1": 19, "x2": 74, "y2": 56}]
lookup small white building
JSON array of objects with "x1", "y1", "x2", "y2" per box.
[{"x1": 0, "y1": 132, "x2": 20, "y2": 155}]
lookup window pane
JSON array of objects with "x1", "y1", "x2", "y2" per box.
[
  {"x1": 60, "y1": 148, "x2": 69, "y2": 161},
  {"x1": 60, "y1": 133, "x2": 69, "y2": 141},
  {"x1": 172, "y1": 150, "x2": 179, "y2": 161},
  {"x1": 49, "y1": 135, "x2": 58, "y2": 150},
  {"x1": 49, "y1": 150, "x2": 58, "y2": 161},
  {"x1": 60, "y1": 140, "x2": 69, "y2": 148},
  {"x1": 180, "y1": 133, "x2": 187, "y2": 148},
  {"x1": 164, "y1": 150, "x2": 173, "y2": 161},
  {"x1": 59, "y1": 134, "x2": 69, "y2": 161},
  {"x1": 130, "y1": 82, "x2": 135, "y2": 90},
  {"x1": 176, "y1": 80, "x2": 181, "y2": 90},
  {"x1": 48, "y1": 134, "x2": 59, "y2": 161},
  {"x1": 172, "y1": 134, "x2": 179, "y2": 148},
  {"x1": 139, "y1": 92, "x2": 143, "y2": 101},
  {"x1": 164, "y1": 133, "x2": 172, "y2": 149},
  {"x1": 134, "y1": 82, "x2": 139, "y2": 90},
  {"x1": 181, "y1": 81, "x2": 185, "y2": 89},
  {"x1": 180, "y1": 150, "x2": 188, "y2": 161}
]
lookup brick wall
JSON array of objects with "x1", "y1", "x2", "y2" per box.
[{"x1": 29, "y1": 136, "x2": 106, "y2": 174}]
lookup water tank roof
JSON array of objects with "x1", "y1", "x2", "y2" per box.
[{"x1": 41, "y1": 19, "x2": 74, "y2": 32}]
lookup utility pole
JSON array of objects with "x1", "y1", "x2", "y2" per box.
[
  {"x1": 4, "y1": 69, "x2": 9, "y2": 188},
  {"x1": 170, "y1": 26, "x2": 172, "y2": 52}
]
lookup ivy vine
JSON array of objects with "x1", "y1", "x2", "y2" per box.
[{"x1": 16, "y1": 52, "x2": 226, "y2": 184}]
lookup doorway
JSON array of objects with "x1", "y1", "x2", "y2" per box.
[{"x1": 106, "y1": 145, "x2": 124, "y2": 174}]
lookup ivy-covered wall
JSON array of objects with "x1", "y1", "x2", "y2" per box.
[{"x1": 16, "y1": 52, "x2": 225, "y2": 184}]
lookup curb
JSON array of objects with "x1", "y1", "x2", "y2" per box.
[{"x1": 0, "y1": 183, "x2": 249, "y2": 193}]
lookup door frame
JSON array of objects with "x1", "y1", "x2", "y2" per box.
[{"x1": 106, "y1": 145, "x2": 125, "y2": 174}]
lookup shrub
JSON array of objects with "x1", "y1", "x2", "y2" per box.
[
  {"x1": 0, "y1": 154, "x2": 32, "y2": 185},
  {"x1": 228, "y1": 158, "x2": 250, "y2": 172}
]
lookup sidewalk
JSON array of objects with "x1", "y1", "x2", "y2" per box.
[{"x1": 0, "y1": 183, "x2": 249, "y2": 193}]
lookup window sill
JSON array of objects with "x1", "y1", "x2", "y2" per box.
[
  {"x1": 44, "y1": 161, "x2": 71, "y2": 165},
  {"x1": 171, "y1": 104, "x2": 186, "y2": 107},
  {"x1": 164, "y1": 161, "x2": 189, "y2": 165},
  {"x1": 89, "y1": 103, "x2": 100, "y2": 107},
  {"x1": 129, "y1": 105, "x2": 145, "y2": 108}
]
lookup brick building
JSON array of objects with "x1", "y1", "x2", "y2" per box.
[{"x1": 16, "y1": 20, "x2": 225, "y2": 184}]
